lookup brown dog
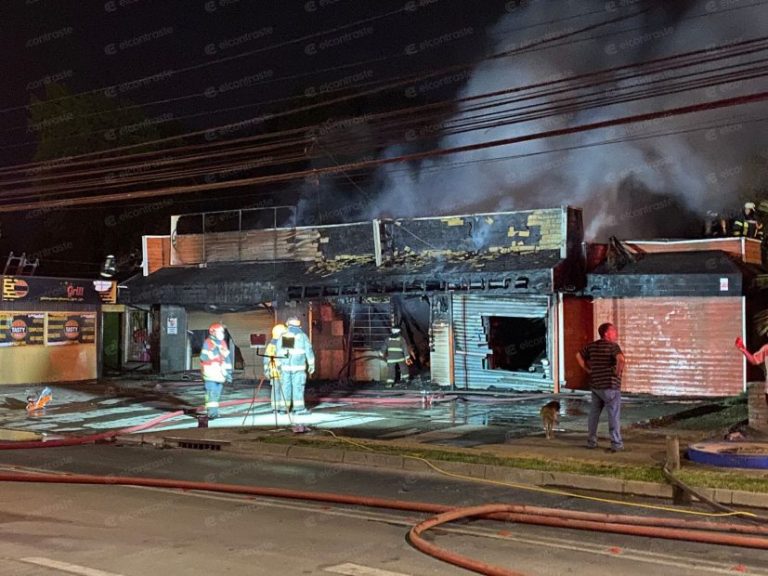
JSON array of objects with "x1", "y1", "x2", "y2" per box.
[{"x1": 540, "y1": 400, "x2": 560, "y2": 440}]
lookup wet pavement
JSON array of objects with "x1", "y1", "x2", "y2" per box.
[
  {"x1": 3, "y1": 376, "x2": 768, "y2": 509},
  {"x1": 0, "y1": 377, "x2": 717, "y2": 445}
]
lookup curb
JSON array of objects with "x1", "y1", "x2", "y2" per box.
[{"x1": 120, "y1": 433, "x2": 768, "y2": 510}]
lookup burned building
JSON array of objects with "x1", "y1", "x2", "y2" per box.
[
  {"x1": 120, "y1": 206, "x2": 764, "y2": 397},
  {"x1": 123, "y1": 206, "x2": 583, "y2": 393}
]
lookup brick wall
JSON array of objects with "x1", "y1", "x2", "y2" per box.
[{"x1": 748, "y1": 381, "x2": 768, "y2": 431}]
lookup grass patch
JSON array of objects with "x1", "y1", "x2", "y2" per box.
[
  {"x1": 255, "y1": 433, "x2": 768, "y2": 494},
  {"x1": 676, "y1": 469, "x2": 768, "y2": 494}
]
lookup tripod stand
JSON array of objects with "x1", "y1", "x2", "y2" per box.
[{"x1": 240, "y1": 375, "x2": 266, "y2": 428}]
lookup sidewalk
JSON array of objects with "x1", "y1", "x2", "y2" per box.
[
  {"x1": 106, "y1": 379, "x2": 768, "y2": 510},
  {"x1": 3, "y1": 377, "x2": 768, "y2": 508}
]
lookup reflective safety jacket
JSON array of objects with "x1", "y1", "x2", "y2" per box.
[
  {"x1": 382, "y1": 334, "x2": 410, "y2": 364},
  {"x1": 200, "y1": 336, "x2": 232, "y2": 383},
  {"x1": 281, "y1": 326, "x2": 315, "y2": 374},
  {"x1": 733, "y1": 216, "x2": 763, "y2": 239},
  {"x1": 263, "y1": 338, "x2": 284, "y2": 379}
]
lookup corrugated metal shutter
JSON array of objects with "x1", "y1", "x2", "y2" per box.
[
  {"x1": 430, "y1": 321, "x2": 452, "y2": 386},
  {"x1": 593, "y1": 297, "x2": 743, "y2": 396},
  {"x1": 452, "y1": 294, "x2": 552, "y2": 391},
  {"x1": 189, "y1": 310, "x2": 274, "y2": 379}
]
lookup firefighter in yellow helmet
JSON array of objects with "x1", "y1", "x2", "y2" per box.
[
  {"x1": 199, "y1": 322, "x2": 232, "y2": 419},
  {"x1": 264, "y1": 323, "x2": 288, "y2": 413},
  {"x1": 381, "y1": 326, "x2": 413, "y2": 388},
  {"x1": 281, "y1": 316, "x2": 315, "y2": 414},
  {"x1": 733, "y1": 202, "x2": 764, "y2": 239}
]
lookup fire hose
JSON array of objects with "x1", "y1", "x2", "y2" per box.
[
  {"x1": 2, "y1": 397, "x2": 768, "y2": 574},
  {"x1": 0, "y1": 471, "x2": 767, "y2": 576}
]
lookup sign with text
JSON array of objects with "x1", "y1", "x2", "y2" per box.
[
  {"x1": 47, "y1": 313, "x2": 96, "y2": 345},
  {"x1": 0, "y1": 313, "x2": 45, "y2": 347},
  {"x1": 1, "y1": 276, "x2": 116, "y2": 304}
]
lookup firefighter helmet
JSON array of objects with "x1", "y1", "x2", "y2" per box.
[
  {"x1": 286, "y1": 316, "x2": 301, "y2": 327},
  {"x1": 208, "y1": 322, "x2": 225, "y2": 336},
  {"x1": 271, "y1": 323, "x2": 287, "y2": 339},
  {"x1": 745, "y1": 201, "x2": 756, "y2": 211}
]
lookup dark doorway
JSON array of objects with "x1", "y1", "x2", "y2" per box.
[
  {"x1": 101, "y1": 312, "x2": 121, "y2": 373},
  {"x1": 487, "y1": 316, "x2": 546, "y2": 371}
]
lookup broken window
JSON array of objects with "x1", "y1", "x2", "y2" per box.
[{"x1": 486, "y1": 316, "x2": 547, "y2": 372}]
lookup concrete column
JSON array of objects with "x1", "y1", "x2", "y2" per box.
[
  {"x1": 159, "y1": 305, "x2": 188, "y2": 374},
  {"x1": 747, "y1": 381, "x2": 768, "y2": 432}
]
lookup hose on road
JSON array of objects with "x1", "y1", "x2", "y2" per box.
[{"x1": 1, "y1": 471, "x2": 767, "y2": 576}]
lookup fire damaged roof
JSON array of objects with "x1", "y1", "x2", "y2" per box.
[
  {"x1": 124, "y1": 208, "x2": 584, "y2": 307},
  {"x1": 122, "y1": 249, "x2": 566, "y2": 307},
  {"x1": 587, "y1": 250, "x2": 754, "y2": 297}
]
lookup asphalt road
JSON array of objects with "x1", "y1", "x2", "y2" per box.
[{"x1": 0, "y1": 445, "x2": 767, "y2": 576}]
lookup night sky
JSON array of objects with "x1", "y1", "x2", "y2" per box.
[{"x1": 1, "y1": 0, "x2": 767, "y2": 277}]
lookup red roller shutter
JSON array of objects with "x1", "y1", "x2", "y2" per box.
[{"x1": 593, "y1": 297, "x2": 743, "y2": 396}]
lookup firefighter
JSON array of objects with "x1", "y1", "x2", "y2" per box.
[
  {"x1": 704, "y1": 210, "x2": 728, "y2": 237},
  {"x1": 264, "y1": 323, "x2": 288, "y2": 413},
  {"x1": 382, "y1": 326, "x2": 413, "y2": 388},
  {"x1": 199, "y1": 322, "x2": 232, "y2": 419},
  {"x1": 281, "y1": 316, "x2": 315, "y2": 414},
  {"x1": 732, "y1": 202, "x2": 763, "y2": 239}
]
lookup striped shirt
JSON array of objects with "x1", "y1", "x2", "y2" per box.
[{"x1": 580, "y1": 339, "x2": 622, "y2": 389}]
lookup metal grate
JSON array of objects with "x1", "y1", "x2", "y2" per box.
[
  {"x1": 350, "y1": 303, "x2": 390, "y2": 349},
  {"x1": 174, "y1": 439, "x2": 228, "y2": 451}
]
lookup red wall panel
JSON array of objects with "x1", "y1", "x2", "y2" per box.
[
  {"x1": 563, "y1": 296, "x2": 594, "y2": 390},
  {"x1": 593, "y1": 297, "x2": 743, "y2": 396}
]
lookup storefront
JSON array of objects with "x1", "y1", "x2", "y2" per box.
[
  {"x1": 123, "y1": 206, "x2": 585, "y2": 392},
  {"x1": 581, "y1": 239, "x2": 762, "y2": 396},
  {"x1": 0, "y1": 275, "x2": 116, "y2": 385}
]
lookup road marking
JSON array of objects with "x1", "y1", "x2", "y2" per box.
[
  {"x1": 325, "y1": 563, "x2": 412, "y2": 576},
  {"x1": 20, "y1": 557, "x2": 126, "y2": 576}
]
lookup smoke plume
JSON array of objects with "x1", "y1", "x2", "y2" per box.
[{"x1": 371, "y1": 0, "x2": 768, "y2": 240}]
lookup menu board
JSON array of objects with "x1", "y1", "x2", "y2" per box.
[
  {"x1": 0, "y1": 313, "x2": 45, "y2": 347},
  {"x1": 47, "y1": 313, "x2": 96, "y2": 345}
]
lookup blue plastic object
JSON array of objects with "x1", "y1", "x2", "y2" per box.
[{"x1": 687, "y1": 442, "x2": 768, "y2": 469}]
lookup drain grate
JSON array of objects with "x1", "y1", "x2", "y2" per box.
[
  {"x1": 177, "y1": 440, "x2": 222, "y2": 451},
  {"x1": 164, "y1": 437, "x2": 231, "y2": 451}
]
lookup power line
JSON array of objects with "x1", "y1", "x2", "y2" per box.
[
  {"x1": 0, "y1": 89, "x2": 764, "y2": 213},
  {"x1": 0, "y1": 5, "x2": 651, "y2": 172},
  {"x1": 3, "y1": 36, "x2": 765, "y2": 198}
]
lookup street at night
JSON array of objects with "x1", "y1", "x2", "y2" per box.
[{"x1": 3, "y1": 1, "x2": 768, "y2": 575}]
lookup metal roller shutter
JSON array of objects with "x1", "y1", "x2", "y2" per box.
[
  {"x1": 453, "y1": 294, "x2": 552, "y2": 392},
  {"x1": 593, "y1": 297, "x2": 743, "y2": 396},
  {"x1": 430, "y1": 321, "x2": 452, "y2": 386}
]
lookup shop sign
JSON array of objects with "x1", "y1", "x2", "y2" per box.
[
  {"x1": 47, "y1": 313, "x2": 96, "y2": 345},
  {"x1": 1, "y1": 276, "x2": 116, "y2": 304},
  {"x1": 0, "y1": 313, "x2": 45, "y2": 347}
]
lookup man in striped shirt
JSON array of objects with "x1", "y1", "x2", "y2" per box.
[{"x1": 576, "y1": 322, "x2": 626, "y2": 452}]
